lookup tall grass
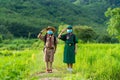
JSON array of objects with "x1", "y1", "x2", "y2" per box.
[
  {"x1": 74, "y1": 44, "x2": 120, "y2": 80},
  {"x1": 0, "y1": 39, "x2": 120, "y2": 80}
]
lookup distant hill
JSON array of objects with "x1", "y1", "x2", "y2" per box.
[
  {"x1": 0, "y1": 0, "x2": 82, "y2": 26},
  {"x1": 0, "y1": 0, "x2": 120, "y2": 38}
]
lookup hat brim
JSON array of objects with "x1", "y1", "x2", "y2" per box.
[
  {"x1": 67, "y1": 27, "x2": 72, "y2": 29},
  {"x1": 46, "y1": 27, "x2": 56, "y2": 32},
  {"x1": 67, "y1": 25, "x2": 72, "y2": 29}
]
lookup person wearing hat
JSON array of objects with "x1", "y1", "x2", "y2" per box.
[
  {"x1": 58, "y1": 25, "x2": 78, "y2": 72},
  {"x1": 38, "y1": 26, "x2": 57, "y2": 73}
]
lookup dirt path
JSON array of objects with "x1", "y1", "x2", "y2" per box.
[
  {"x1": 40, "y1": 77, "x2": 61, "y2": 80},
  {"x1": 32, "y1": 69, "x2": 63, "y2": 80}
]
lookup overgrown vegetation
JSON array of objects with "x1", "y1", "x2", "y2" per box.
[
  {"x1": 0, "y1": 0, "x2": 120, "y2": 39},
  {"x1": 0, "y1": 0, "x2": 120, "y2": 80},
  {"x1": 0, "y1": 39, "x2": 120, "y2": 80},
  {"x1": 105, "y1": 8, "x2": 120, "y2": 40}
]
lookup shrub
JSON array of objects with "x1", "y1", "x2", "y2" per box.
[
  {"x1": 0, "y1": 25, "x2": 13, "y2": 39},
  {"x1": 96, "y1": 35, "x2": 119, "y2": 43},
  {"x1": 74, "y1": 26, "x2": 97, "y2": 42}
]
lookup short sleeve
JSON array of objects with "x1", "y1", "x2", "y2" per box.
[
  {"x1": 60, "y1": 34, "x2": 67, "y2": 41},
  {"x1": 38, "y1": 35, "x2": 45, "y2": 41}
]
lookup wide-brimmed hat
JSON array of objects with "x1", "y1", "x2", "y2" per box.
[
  {"x1": 67, "y1": 25, "x2": 72, "y2": 29},
  {"x1": 45, "y1": 26, "x2": 56, "y2": 32}
]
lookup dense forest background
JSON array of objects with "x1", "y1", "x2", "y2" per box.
[{"x1": 0, "y1": 0, "x2": 120, "y2": 42}]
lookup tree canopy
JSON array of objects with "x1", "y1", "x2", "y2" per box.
[
  {"x1": 105, "y1": 8, "x2": 120, "y2": 38},
  {"x1": 0, "y1": 0, "x2": 120, "y2": 38}
]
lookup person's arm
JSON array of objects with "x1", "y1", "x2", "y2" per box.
[
  {"x1": 74, "y1": 35, "x2": 78, "y2": 54},
  {"x1": 37, "y1": 29, "x2": 46, "y2": 41},
  {"x1": 37, "y1": 32, "x2": 43, "y2": 40},
  {"x1": 54, "y1": 38, "x2": 58, "y2": 53},
  {"x1": 75, "y1": 44, "x2": 77, "y2": 54},
  {"x1": 58, "y1": 28, "x2": 67, "y2": 39}
]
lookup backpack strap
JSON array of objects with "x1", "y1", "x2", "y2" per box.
[{"x1": 44, "y1": 34, "x2": 56, "y2": 46}]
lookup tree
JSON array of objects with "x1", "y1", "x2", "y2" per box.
[
  {"x1": 74, "y1": 26, "x2": 97, "y2": 42},
  {"x1": 105, "y1": 8, "x2": 120, "y2": 39},
  {"x1": 0, "y1": 25, "x2": 13, "y2": 39}
]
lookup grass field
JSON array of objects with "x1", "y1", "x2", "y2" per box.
[{"x1": 0, "y1": 39, "x2": 120, "y2": 80}]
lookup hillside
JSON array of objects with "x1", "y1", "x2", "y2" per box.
[
  {"x1": 0, "y1": 0, "x2": 120, "y2": 38},
  {"x1": 0, "y1": 0, "x2": 83, "y2": 38},
  {"x1": 0, "y1": 0, "x2": 83, "y2": 25}
]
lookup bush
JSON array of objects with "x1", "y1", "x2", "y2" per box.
[
  {"x1": 96, "y1": 35, "x2": 119, "y2": 43},
  {"x1": 74, "y1": 26, "x2": 97, "y2": 42},
  {"x1": 0, "y1": 25, "x2": 13, "y2": 39}
]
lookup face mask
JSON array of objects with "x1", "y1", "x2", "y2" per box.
[
  {"x1": 67, "y1": 29, "x2": 72, "y2": 33},
  {"x1": 47, "y1": 30, "x2": 53, "y2": 34}
]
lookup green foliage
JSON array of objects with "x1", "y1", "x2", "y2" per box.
[
  {"x1": 0, "y1": 0, "x2": 120, "y2": 38},
  {"x1": 105, "y1": 8, "x2": 120, "y2": 37},
  {"x1": 0, "y1": 39, "x2": 43, "y2": 79},
  {"x1": 0, "y1": 0, "x2": 119, "y2": 38},
  {"x1": 96, "y1": 34, "x2": 119, "y2": 43},
  {"x1": 0, "y1": 49, "x2": 36, "y2": 80},
  {"x1": 73, "y1": 44, "x2": 120, "y2": 80},
  {"x1": 0, "y1": 25, "x2": 13, "y2": 39},
  {"x1": 0, "y1": 39, "x2": 120, "y2": 79},
  {"x1": 74, "y1": 0, "x2": 111, "y2": 24},
  {"x1": 74, "y1": 26, "x2": 97, "y2": 42},
  {"x1": 7, "y1": 22, "x2": 41, "y2": 38},
  {"x1": 0, "y1": 38, "x2": 40, "y2": 50},
  {"x1": 58, "y1": 24, "x2": 69, "y2": 33},
  {"x1": 73, "y1": 0, "x2": 120, "y2": 7}
]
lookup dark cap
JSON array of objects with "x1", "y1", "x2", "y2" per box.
[{"x1": 67, "y1": 25, "x2": 72, "y2": 29}]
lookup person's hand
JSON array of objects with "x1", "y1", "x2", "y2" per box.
[
  {"x1": 61, "y1": 28, "x2": 67, "y2": 33},
  {"x1": 40, "y1": 29, "x2": 46, "y2": 33}
]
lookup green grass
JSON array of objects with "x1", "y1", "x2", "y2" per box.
[{"x1": 0, "y1": 39, "x2": 120, "y2": 80}]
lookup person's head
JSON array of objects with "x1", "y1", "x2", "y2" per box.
[
  {"x1": 46, "y1": 26, "x2": 56, "y2": 35},
  {"x1": 67, "y1": 25, "x2": 73, "y2": 33}
]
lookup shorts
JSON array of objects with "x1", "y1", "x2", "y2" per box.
[{"x1": 44, "y1": 48, "x2": 55, "y2": 62}]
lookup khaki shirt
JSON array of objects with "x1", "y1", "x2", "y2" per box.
[
  {"x1": 45, "y1": 35, "x2": 55, "y2": 48},
  {"x1": 38, "y1": 34, "x2": 57, "y2": 48}
]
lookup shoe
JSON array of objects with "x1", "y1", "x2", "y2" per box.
[
  {"x1": 67, "y1": 68, "x2": 71, "y2": 71},
  {"x1": 69, "y1": 68, "x2": 73, "y2": 72},
  {"x1": 67, "y1": 68, "x2": 73, "y2": 73},
  {"x1": 46, "y1": 69, "x2": 49, "y2": 73},
  {"x1": 48, "y1": 69, "x2": 52, "y2": 73}
]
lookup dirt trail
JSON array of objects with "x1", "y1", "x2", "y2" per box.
[
  {"x1": 32, "y1": 69, "x2": 63, "y2": 80},
  {"x1": 40, "y1": 77, "x2": 61, "y2": 80}
]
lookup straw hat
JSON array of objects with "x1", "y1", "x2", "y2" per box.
[{"x1": 45, "y1": 26, "x2": 56, "y2": 32}]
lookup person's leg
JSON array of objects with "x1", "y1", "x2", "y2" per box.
[
  {"x1": 67, "y1": 64, "x2": 69, "y2": 68},
  {"x1": 44, "y1": 49, "x2": 50, "y2": 72},
  {"x1": 67, "y1": 64, "x2": 70, "y2": 71},
  {"x1": 46, "y1": 62, "x2": 49, "y2": 69},
  {"x1": 49, "y1": 62, "x2": 53, "y2": 73},
  {"x1": 49, "y1": 49, "x2": 54, "y2": 73},
  {"x1": 50, "y1": 62, "x2": 52, "y2": 69},
  {"x1": 69, "y1": 64, "x2": 73, "y2": 68},
  {"x1": 69, "y1": 64, "x2": 73, "y2": 72}
]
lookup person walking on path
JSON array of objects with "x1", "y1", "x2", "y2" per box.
[
  {"x1": 58, "y1": 25, "x2": 78, "y2": 72},
  {"x1": 38, "y1": 26, "x2": 57, "y2": 73}
]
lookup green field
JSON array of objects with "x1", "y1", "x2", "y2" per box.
[{"x1": 0, "y1": 39, "x2": 120, "y2": 80}]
